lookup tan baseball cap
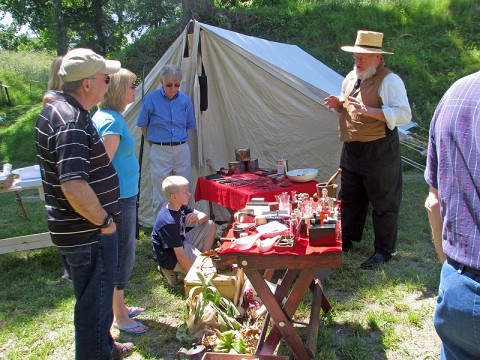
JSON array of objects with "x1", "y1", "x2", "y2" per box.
[{"x1": 59, "y1": 48, "x2": 121, "y2": 82}]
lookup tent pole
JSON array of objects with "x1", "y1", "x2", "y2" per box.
[{"x1": 136, "y1": 64, "x2": 146, "y2": 240}]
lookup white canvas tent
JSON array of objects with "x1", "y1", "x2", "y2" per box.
[{"x1": 124, "y1": 20, "x2": 345, "y2": 226}]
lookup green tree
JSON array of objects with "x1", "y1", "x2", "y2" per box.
[{"x1": 0, "y1": 0, "x2": 186, "y2": 54}]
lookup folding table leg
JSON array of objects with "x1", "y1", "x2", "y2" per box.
[
  {"x1": 256, "y1": 270, "x2": 299, "y2": 354},
  {"x1": 14, "y1": 191, "x2": 28, "y2": 219},
  {"x1": 247, "y1": 269, "x2": 315, "y2": 360},
  {"x1": 306, "y1": 277, "x2": 324, "y2": 353}
]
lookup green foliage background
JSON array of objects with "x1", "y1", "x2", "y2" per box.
[
  {"x1": 1, "y1": 0, "x2": 479, "y2": 167},
  {"x1": 115, "y1": 0, "x2": 480, "y2": 129}
]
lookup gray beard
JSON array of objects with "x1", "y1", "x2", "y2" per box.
[{"x1": 355, "y1": 64, "x2": 377, "y2": 80}]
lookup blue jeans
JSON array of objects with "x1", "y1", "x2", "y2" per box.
[
  {"x1": 115, "y1": 196, "x2": 137, "y2": 290},
  {"x1": 59, "y1": 232, "x2": 118, "y2": 360},
  {"x1": 434, "y1": 260, "x2": 480, "y2": 359}
]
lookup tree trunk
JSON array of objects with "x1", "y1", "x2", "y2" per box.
[
  {"x1": 93, "y1": 0, "x2": 108, "y2": 55},
  {"x1": 181, "y1": 0, "x2": 213, "y2": 28},
  {"x1": 53, "y1": 0, "x2": 68, "y2": 55},
  {"x1": 181, "y1": 0, "x2": 194, "y2": 28}
]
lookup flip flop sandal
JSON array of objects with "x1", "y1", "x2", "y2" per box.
[
  {"x1": 127, "y1": 306, "x2": 146, "y2": 318},
  {"x1": 115, "y1": 321, "x2": 148, "y2": 335},
  {"x1": 112, "y1": 341, "x2": 134, "y2": 359}
]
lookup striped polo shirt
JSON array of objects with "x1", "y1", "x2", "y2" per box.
[{"x1": 35, "y1": 92, "x2": 120, "y2": 246}]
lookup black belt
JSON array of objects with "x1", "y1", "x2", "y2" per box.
[
  {"x1": 447, "y1": 256, "x2": 480, "y2": 277},
  {"x1": 152, "y1": 141, "x2": 186, "y2": 146}
]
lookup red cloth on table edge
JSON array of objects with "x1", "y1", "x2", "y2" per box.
[
  {"x1": 194, "y1": 173, "x2": 318, "y2": 210},
  {"x1": 218, "y1": 236, "x2": 341, "y2": 256}
]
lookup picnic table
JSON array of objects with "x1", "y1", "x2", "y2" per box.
[{"x1": 0, "y1": 178, "x2": 52, "y2": 254}]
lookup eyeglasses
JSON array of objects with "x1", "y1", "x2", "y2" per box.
[
  {"x1": 165, "y1": 83, "x2": 181, "y2": 88},
  {"x1": 87, "y1": 75, "x2": 111, "y2": 84},
  {"x1": 353, "y1": 55, "x2": 376, "y2": 63}
]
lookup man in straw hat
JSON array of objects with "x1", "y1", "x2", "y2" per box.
[
  {"x1": 324, "y1": 30, "x2": 412, "y2": 269},
  {"x1": 36, "y1": 48, "x2": 133, "y2": 359}
]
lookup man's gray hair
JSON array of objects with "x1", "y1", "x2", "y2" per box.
[
  {"x1": 61, "y1": 80, "x2": 83, "y2": 93},
  {"x1": 160, "y1": 64, "x2": 183, "y2": 81}
]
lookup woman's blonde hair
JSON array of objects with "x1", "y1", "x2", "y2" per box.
[
  {"x1": 98, "y1": 68, "x2": 137, "y2": 112},
  {"x1": 47, "y1": 56, "x2": 63, "y2": 91}
]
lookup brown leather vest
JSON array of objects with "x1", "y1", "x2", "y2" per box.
[{"x1": 339, "y1": 63, "x2": 392, "y2": 142}]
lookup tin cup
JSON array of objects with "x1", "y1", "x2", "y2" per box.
[
  {"x1": 235, "y1": 149, "x2": 251, "y2": 162},
  {"x1": 229, "y1": 161, "x2": 245, "y2": 174},
  {"x1": 246, "y1": 158, "x2": 259, "y2": 172}
]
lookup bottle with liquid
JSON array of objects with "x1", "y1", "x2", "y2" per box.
[
  {"x1": 295, "y1": 218, "x2": 307, "y2": 239},
  {"x1": 335, "y1": 200, "x2": 342, "y2": 243},
  {"x1": 277, "y1": 156, "x2": 288, "y2": 175}
]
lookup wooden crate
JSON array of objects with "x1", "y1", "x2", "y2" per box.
[
  {"x1": 0, "y1": 174, "x2": 13, "y2": 189},
  {"x1": 184, "y1": 256, "x2": 244, "y2": 305},
  {"x1": 202, "y1": 353, "x2": 289, "y2": 360}
]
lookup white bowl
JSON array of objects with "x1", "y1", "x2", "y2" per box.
[
  {"x1": 256, "y1": 221, "x2": 288, "y2": 238},
  {"x1": 231, "y1": 234, "x2": 257, "y2": 250},
  {"x1": 286, "y1": 168, "x2": 318, "y2": 182}
]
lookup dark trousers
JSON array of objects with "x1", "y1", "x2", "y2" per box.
[{"x1": 339, "y1": 131, "x2": 402, "y2": 254}]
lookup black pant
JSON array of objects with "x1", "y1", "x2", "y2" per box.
[{"x1": 339, "y1": 131, "x2": 402, "y2": 254}]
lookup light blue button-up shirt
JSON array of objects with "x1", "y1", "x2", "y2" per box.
[{"x1": 136, "y1": 87, "x2": 196, "y2": 143}]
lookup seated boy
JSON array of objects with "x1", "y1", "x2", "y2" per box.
[{"x1": 152, "y1": 175, "x2": 217, "y2": 286}]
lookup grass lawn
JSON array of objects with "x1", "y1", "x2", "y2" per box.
[{"x1": 0, "y1": 170, "x2": 441, "y2": 359}]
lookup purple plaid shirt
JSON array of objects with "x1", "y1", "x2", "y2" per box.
[{"x1": 425, "y1": 71, "x2": 480, "y2": 269}]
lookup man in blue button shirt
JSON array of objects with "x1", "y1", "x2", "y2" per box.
[{"x1": 136, "y1": 64, "x2": 196, "y2": 218}]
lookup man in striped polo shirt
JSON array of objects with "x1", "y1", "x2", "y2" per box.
[{"x1": 36, "y1": 49, "x2": 132, "y2": 359}]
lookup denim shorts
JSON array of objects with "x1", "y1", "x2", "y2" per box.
[{"x1": 115, "y1": 195, "x2": 137, "y2": 290}]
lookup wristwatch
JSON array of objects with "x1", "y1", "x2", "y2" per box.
[{"x1": 99, "y1": 214, "x2": 114, "y2": 229}]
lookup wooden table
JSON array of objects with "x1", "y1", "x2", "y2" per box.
[
  {"x1": 0, "y1": 178, "x2": 52, "y2": 254},
  {"x1": 0, "y1": 178, "x2": 44, "y2": 219},
  {"x1": 195, "y1": 172, "x2": 318, "y2": 223},
  {"x1": 218, "y1": 236, "x2": 342, "y2": 359}
]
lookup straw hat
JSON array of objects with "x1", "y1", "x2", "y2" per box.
[{"x1": 341, "y1": 30, "x2": 394, "y2": 54}]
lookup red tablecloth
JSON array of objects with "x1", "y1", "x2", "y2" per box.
[
  {"x1": 218, "y1": 234, "x2": 341, "y2": 256},
  {"x1": 194, "y1": 173, "x2": 318, "y2": 211}
]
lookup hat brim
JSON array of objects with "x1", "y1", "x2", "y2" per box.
[
  {"x1": 101, "y1": 60, "x2": 121, "y2": 74},
  {"x1": 341, "y1": 45, "x2": 393, "y2": 54}
]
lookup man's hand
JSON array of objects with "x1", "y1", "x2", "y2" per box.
[
  {"x1": 324, "y1": 95, "x2": 343, "y2": 113},
  {"x1": 347, "y1": 96, "x2": 386, "y2": 122},
  {"x1": 100, "y1": 222, "x2": 117, "y2": 235},
  {"x1": 348, "y1": 96, "x2": 369, "y2": 115},
  {"x1": 425, "y1": 187, "x2": 446, "y2": 263}
]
